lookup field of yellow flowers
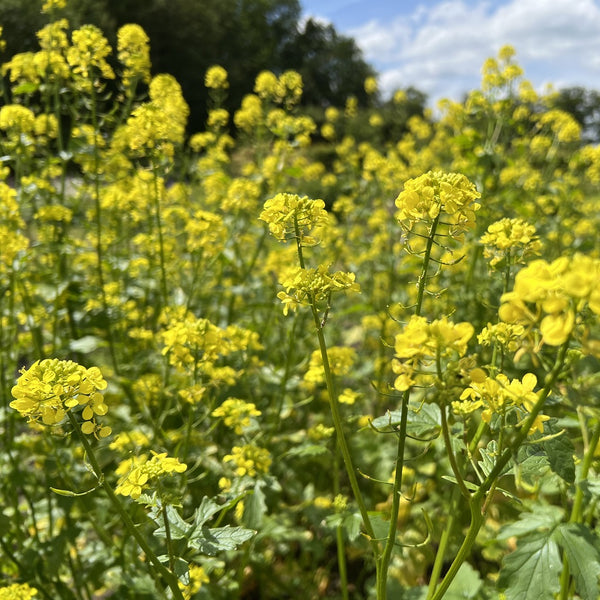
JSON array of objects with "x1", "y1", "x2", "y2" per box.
[{"x1": 1, "y1": 5, "x2": 600, "y2": 600}]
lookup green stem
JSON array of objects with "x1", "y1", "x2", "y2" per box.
[
  {"x1": 334, "y1": 450, "x2": 349, "y2": 600},
  {"x1": 559, "y1": 417, "x2": 600, "y2": 600},
  {"x1": 152, "y1": 160, "x2": 169, "y2": 309},
  {"x1": 425, "y1": 489, "x2": 460, "y2": 600},
  {"x1": 67, "y1": 413, "x2": 185, "y2": 600},
  {"x1": 429, "y1": 340, "x2": 570, "y2": 600},
  {"x1": 377, "y1": 214, "x2": 440, "y2": 600}
]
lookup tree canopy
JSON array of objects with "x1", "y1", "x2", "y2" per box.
[{"x1": 0, "y1": 0, "x2": 377, "y2": 131}]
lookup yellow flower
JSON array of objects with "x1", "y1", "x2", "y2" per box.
[
  {"x1": 212, "y1": 398, "x2": 261, "y2": 434},
  {"x1": 0, "y1": 583, "x2": 38, "y2": 599},
  {"x1": 480, "y1": 218, "x2": 542, "y2": 268},
  {"x1": 67, "y1": 25, "x2": 115, "y2": 88},
  {"x1": 10, "y1": 359, "x2": 110, "y2": 436},
  {"x1": 117, "y1": 24, "x2": 151, "y2": 89},
  {"x1": 42, "y1": 0, "x2": 66, "y2": 12},
  {"x1": 364, "y1": 76, "x2": 378, "y2": 95},
  {"x1": 224, "y1": 445, "x2": 271, "y2": 477},
  {"x1": 260, "y1": 193, "x2": 330, "y2": 244},
  {"x1": 205, "y1": 65, "x2": 229, "y2": 89}
]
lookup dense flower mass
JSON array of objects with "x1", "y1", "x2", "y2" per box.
[
  {"x1": 259, "y1": 193, "x2": 331, "y2": 245},
  {"x1": 10, "y1": 359, "x2": 110, "y2": 437},
  {"x1": 480, "y1": 218, "x2": 542, "y2": 267},
  {"x1": 115, "y1": 452, "x2": 187, "y2": 499},
  {"x1": 395, "y1": 171, "x2": 481, "y2": 240},
  {"x1": 499, "y1": 254, "x2": 600, "y2": 346},
  {"x1": 0, "y1": 583, "x2": 38, "y2": 599}
]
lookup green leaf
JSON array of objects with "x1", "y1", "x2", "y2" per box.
[
  {"x1": 69, "y1": 335, "x2": 104, "y2": 354},
  {"x1": 445, "y1": 562, "x2": 482, "y2": 599},
  {"x1": 188, "y1": 526, "x2": 255, "y2": 555},
  {"x1": 371, "y1": 403, "x2": 441, "y2": 438},
  {"x1": 498, "y1": 531, "x2": 561, "y2": 600},
  {"x1": 542, "y1": 423, "x2": 575, "y2": 483},
  {"x1": 497, "y1": 505, "x2": 563, "y2": 540},
  {"x1": 152, "y1": 505, "x2": 189, "y2": 540},
  {"x1": 555, "y1": 523, "x2": 600, "y2": 600},
  {"x1": 243, "y1": 482, "x2": 267, "y2": 529},
  {"x1": 284, "y1": 444, "x2": 330, "y2": 458},
  {"x1": 193, "y1": 496, "x2": 223, "y2": 529}
]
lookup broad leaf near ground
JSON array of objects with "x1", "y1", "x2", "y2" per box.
[
  {"x1": 555, "y1": 523, "x2": 600, "y2": 600},
  {"x1": 497, "y1": 531, "x2": 561, "y2": 600}
]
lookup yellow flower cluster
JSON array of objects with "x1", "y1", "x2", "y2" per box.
[
  {"x1": 259, "y1": 193, "x2": 330, "y2": 245},
  {"x1": 117, "y1": 24, "x2": 151, "y2": 89},
  {"x1": 304, "y1": 346, "x2": 357, "y2": 385},
  {"x1": 224, "y1": 444, "x2": 272, "y2": 477},
  {"x1": 212, "y1": 398, "x2": 262, "y2": 434},
  {"x1": 454, "y1": 372, "x2": 547, "y2": 434},
  {"x1": 179, "y1": 564, "x2": 209, "y2": 599},
  {"x1": 67, "y1": 25, "x2": 115, "y2": 90},
  {"x1": 477, "y1": 322, "x2": 525, "y2": 352},
  {"x1": 0, "y1": 583, "x2": 37, "y2": 600},
  {"x1": 205, "y1": 65, "x2": 229, "y2": 90},
  {"x1": 480, "y1": 218, "x2": 542, "y2": 268},
  {"x1": 115, "y1": 452, "x2": 187, "y2": 499},
  {"x1": 499, "y1": 254, "x2": 600, "y2": 346},
  {"x1": 277, "y1": 265, "x2": 360, "y2": 315},
  {"x1": 254, "y1": 70, "x2": 303, "y2": 106},
  {"x1": 10, "y1": 359, "x2": 110, "y2": 437},
  {"x1": 395, "y1": 170, "x2": 480, "y2": 241},
  {"x1": 392, "y1": 316, "x2": 474, "y2": 391}
]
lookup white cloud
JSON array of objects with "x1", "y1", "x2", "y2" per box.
[{"x1": 347, "y1": 0, "x2": 600, "y2": 101}]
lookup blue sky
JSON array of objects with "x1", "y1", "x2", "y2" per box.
[{"x1": 300, "y1": 0, "x2": 600, "y2": 104}]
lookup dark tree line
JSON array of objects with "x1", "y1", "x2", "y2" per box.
[{"x1": 0, "y1": 0, "x2": 376, "y2": 131}]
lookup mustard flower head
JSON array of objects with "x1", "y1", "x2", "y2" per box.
[
  {"x1": 10, "y1": 359, "x2": 110, "y2": 437},
  {"x1": 277, "y1": 265, "x2": 360, "y2": 315},
  {"x1": 480, "y1": 218, "x2": 542, "y2": 268},
  {"x1": 499, "y1": 254, "x2": 600, "y2": 346},
  {"x1": 179, "y1": 564, "x2": 209, "y2": 599},
  {"x1": 224, "y1": 444, "x2": 272, "y2": 477},
  {"x1": 42, "y1": 0, "x2": 67, "y2": 11},
  {"x1": 115, "y1": 452, "x2": 187, "y2": 499},
  {"x1": 117, "y1": 24, "x2": 151, "y2": 89},
  {"x1": 395, "y1": 171, "x2": 480, "y2": 240},
  {"x1": 234, "y1": 94, "x2": 263, "y2": 132},
  {"x1": 477, "y1": 322, "x2": 525, "y2": 352},
  {"x1": 0, "y1": 583, "x2": 38, "y2": 599},
  {"x1": 67, "y1": 25, "x2": 115, "y2": 88},
  {"x1": 364, "y1": 76, "x2": 378, "y2": 95},
  {"x1": 455, "y1": 373, "x2": 547, "y2": 435},
  {"x1": 205, "y1": 65, "x2": 229, "y2": 89},
  {"x1": 212, "y1": 398, "x2": 262, "y2": 434},
  {"x1": 392, "y1": 316, "x2": 474, "y2": 391},
  {"x1": 304, "y1": 346, "x2": 357, "y2": 385},
  {"x1": 260, "y1": 193, "x2": 330, "y2": 245}
]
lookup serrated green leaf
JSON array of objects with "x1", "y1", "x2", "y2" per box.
[
  {"x1": 188, "y1": 526, "x2": 255, "y2": 555},
  {"x1": 498, "y1": 531, "x2": 561, "y2": 600},
  {"x1": 555, "y1": 523, "x2": 600, "y2": 600},
  {"x1": 371, "y1": 403, "x2": 441, "y2": 438},
  {"x1": 193, "y1": 496, "x2": 223, "y2": 529},
  {"x1": 542, "y1": 424, "x2": 575, "y2": 483},
  {"x1": 152, "y1": 505, "x2": 189, "y2": 540},
  {"x1": 497, "y1": 505, "x2": 563, "y2": 540}
]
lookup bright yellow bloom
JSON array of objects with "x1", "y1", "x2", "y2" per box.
[
  {"x1": 115, "y1": 452, "x2": 187, "y2": 499},
  {"x1": 480, "y1": 218, "x2": 542, "y2": 268},
  {"x1": 304, "y1": 346, "x2": 357, "y2": 385},
  {"x1": 205, "y1": 65, "x2": 229, "y2": 89},
  {"x1": 0, "y1": 583, "x2": 37, "y2": 599},
  {"x1": 260, "y1": 193, "x2": 330, "y2": 244},
  {"x1": 117, "y1": 24, "x2": 151, "y2": 88},
  {"x1": 212, "y1": 398, "x2": 261, "y2": 434},
  {"x1": 179, "y1": 564, "x2": 209, "y2": 599},
  {"x1": 395, "y1": 171, "x2": 480, "y2": 241},
  {"x1": 10, "y1": 359, "x2": 110, "y2": 437},
  {"x1": 277, "y1": 265, "x2": 360, "y2": 315},
  {"x1": 224, "y1": 445, "x2": 271, "y2": 477},
  {"x1": 67, "y1": 25, "x2": 115, "y2": 89},
  {"x1": 42, "y1": 0, "x2": 66, "y2": 11},
  {"x1": 364, "y1": 76, "x2": 378, "y2": 95}
]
